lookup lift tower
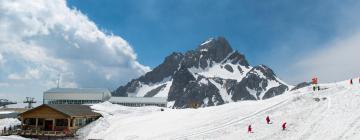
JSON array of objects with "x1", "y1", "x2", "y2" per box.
[{"x1": 24, "y1": 97, "x2": 36, "y2": 109}]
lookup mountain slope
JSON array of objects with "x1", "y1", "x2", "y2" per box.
[
  {"x1": 113, "y1": 37, "x2": 289, "y2": 108},
  {"x1": 79, "y1": 78, "x2": 360, "y2": 140}
]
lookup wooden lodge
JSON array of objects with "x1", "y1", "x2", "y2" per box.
[{"x1": 9, "y1": 104, "x2": 101, "y2": 137}]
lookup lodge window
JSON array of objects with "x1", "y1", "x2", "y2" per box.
[
  {"x1": 75, "y1": 118, "x2": 86, "y2": 127},
  {"x1": 38, "y1": 118, "x2": 44, "y2": 125},
  {"x1": 86, "y1": 118, "x2": 92, "y2": 124},
  {"x1": 55, "y1": 119, "x2": 68, "y2": 126},
  {"x1": 25, "y1": 118, "x2": 36, "y2": 125}
]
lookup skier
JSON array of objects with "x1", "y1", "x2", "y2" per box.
[
  {"x1": 266, "y1": 116, "x2": 271, "y2": 124},
  {"x1": 248, "y1": 125, "x2": 252, "y2": 133},
  {"x1": 282, "y1": 122, "x2": 287, "y2": 131},
  {"x1": 350, "y1": 79, "x2": 353, "y2": 85},
  {"x1": 318, "y1": 86, "x2": 320, "y2": 91}
]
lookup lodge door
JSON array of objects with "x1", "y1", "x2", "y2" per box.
[{"x1": 44, "y1": 120, "x2": 53, "y2": 131}]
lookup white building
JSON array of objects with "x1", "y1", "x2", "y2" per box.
[
  {"x1": 109, "y1": 97, "x2": 167, "y2": 107},
  {"x1": 43, "y1": 88, "x2": 111, "y2": 104}
]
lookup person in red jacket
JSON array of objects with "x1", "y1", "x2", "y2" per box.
[
  {"x1": 282, "y1": 122, "x2": 287, "y2": 130},
  {"x1": 266, "y1": 116, "x2": 271, "y2": 124},
  {"x1": 248, "y1": 125, "x2": 252, "y2": 133}
]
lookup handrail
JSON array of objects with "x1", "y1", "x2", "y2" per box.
[{"x1": 1, "y1": 129, "x2": 75, "y2": 137}]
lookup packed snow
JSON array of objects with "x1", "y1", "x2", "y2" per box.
[
  {"x1": 0, "y1": 111, "x2": 13, "y2": 115},
  {"x1": 199, "y1": 78, "x2": 209, "y2": 85},
  {"x1": 209, "y1": 79, "x2": 233, "y2": 103},
  {"x1": 258, "y1": 79, "x2": 281, "y2": 100},
  {"x1": 0, "y1": 118, "x2": 20, "y2": 130},
  {"x1": 0, "y1": 118, "x2": 24, "y2": 140},
  {"x1": 200, "y1": 38, "x2": 214, "y2": 46},
  {"x1": 77, "y1": 78, "x2": 360, "y2": 140},
  {"x1": 154, "y1": 80, "x2": 173, "y2": 97},
  {"x1": 246, "y1": 87, "x2": 259, "y2": 100},
  {"x1": 131, "y1": 77, "x2": 172, "y2": 97},
  {"x1": 188, "y1": 63, "x2": 251, "y2": 82},
  {"x1": 0, "y1": 135, "x2": 29, "y2": 140}
]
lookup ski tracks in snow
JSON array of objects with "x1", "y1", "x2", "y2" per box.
[
  {"x1": 338, "y1": 115, "x2": 360, "y2": 140},
  {"x1": 299, "y1": 87, "x2": 353, "y2": 140},
  {"x1": 173, "y1": 98, "x2": 291, "y2": 140}
]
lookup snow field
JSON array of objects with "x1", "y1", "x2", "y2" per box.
[{"x1": 78, "y1": 78, "x2": 360, "y2": 140}]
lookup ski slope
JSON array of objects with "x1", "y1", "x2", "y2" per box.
[{"x1": 78, "y1": 78, "x2": 360, "y2": 140}]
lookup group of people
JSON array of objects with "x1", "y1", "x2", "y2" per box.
[
  {"x1": 312, "y1": 77, "x2": 320, "y2": 91},
  {"x1": 247, "y1": 116, "x2": 287, "y2": 133},
  {"x1": 312, "y1": 86, "x2": 321, "y2": 91},
  {"x1": 350, "y1": 78, "x2": 360, "y2": 85},
  {"x1": 2, "y1": 125, "x2": 17, "y2": 134}
]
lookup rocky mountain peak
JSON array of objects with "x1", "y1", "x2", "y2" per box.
[
  {"x1": 195, "y1": 37, "x2": 233, "y2": 63},
  {"x1": 113, "y1": 36, "x2": 289, "y2": 108}
]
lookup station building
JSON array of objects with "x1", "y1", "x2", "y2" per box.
[
  {"x1": 43, "y1": 88, "x2": 167, "y2": 107},
  {"x1": 43, "y1": 88, "x2": 111, "y2": 105},
  {"x1": 109, "y1": 97, "x2": 167, "y2": 107}
]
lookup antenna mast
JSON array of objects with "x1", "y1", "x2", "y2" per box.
[{"x1": 57, "y1": 73, "x2": 61, "y2": 88}]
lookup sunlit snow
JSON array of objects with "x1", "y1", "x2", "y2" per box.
[{"x1": 77, "y1": 78, "x2": 360, "y2": 140}]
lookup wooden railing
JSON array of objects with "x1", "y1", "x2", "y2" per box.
[{"x1": 1, "y1": 129, "x2": 75, "y2": 137}]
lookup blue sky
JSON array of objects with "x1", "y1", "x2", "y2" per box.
[
  {"x1": 66, "y1": 0, "x2": 355, "y2": 82},
  {"x1": 1, "y1": 0, "x2": 360, "y2": 105}
]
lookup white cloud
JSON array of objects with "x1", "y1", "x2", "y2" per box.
[
  {"x1": 0, "y1": 0, "x2": 150, "y2": 101},
  {"x1": 293, "y1": 32, "x2": 360, "y2": 83},
  {"x1": 0, "y1": 82, "x2": 9, "y2": 87},
  {"x1": 0, "y1": 53, "x2": 4, "y2": 67},
  {"x1": 8, "y1": 68, "x2": 41, "y2": 80},
  {"x1": 282, "y1": 1, "x2": 360, "y2": 84}
]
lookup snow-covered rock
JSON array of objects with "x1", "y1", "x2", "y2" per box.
[{"x1": 113, "y1": 37, "x2": 289, "y2": 108}]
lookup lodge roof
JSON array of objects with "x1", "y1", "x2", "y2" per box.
[
  {"x1": 19, "y1": 104, "x2": 101, "y2": 117},
  {"x1": 47, "y1": 104, "x2": 101, "y2": 117}
]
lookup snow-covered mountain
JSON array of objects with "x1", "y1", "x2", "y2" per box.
[
  {"x1": 79, "y1": 78, "x2": 360, "y2": 140},
  {"x1": 113, "y1": 37, "x2": 289, "y2": 108}
]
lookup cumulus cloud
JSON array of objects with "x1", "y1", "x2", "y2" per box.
[{"x1": 0, "y1": 0, "x2": 149, "y2": 100}]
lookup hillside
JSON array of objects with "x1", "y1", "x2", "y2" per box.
[{"x1": 78, "y1": 78, "x2": 360, "y2": 140}]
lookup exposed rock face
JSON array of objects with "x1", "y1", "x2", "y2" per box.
[
  {"x1": 113, "y1": 37, "x2": 289, "y2": 108},
  {"x1": 291, "y1": 82, "x2": 311, "y2": 91}
]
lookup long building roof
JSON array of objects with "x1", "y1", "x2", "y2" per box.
[
  {"x1": 44, "y1": 88, "x2": 110, "y2": 94},
  {"x1": 109, "y1": 97, "x2": 168, "y2": 104}
]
